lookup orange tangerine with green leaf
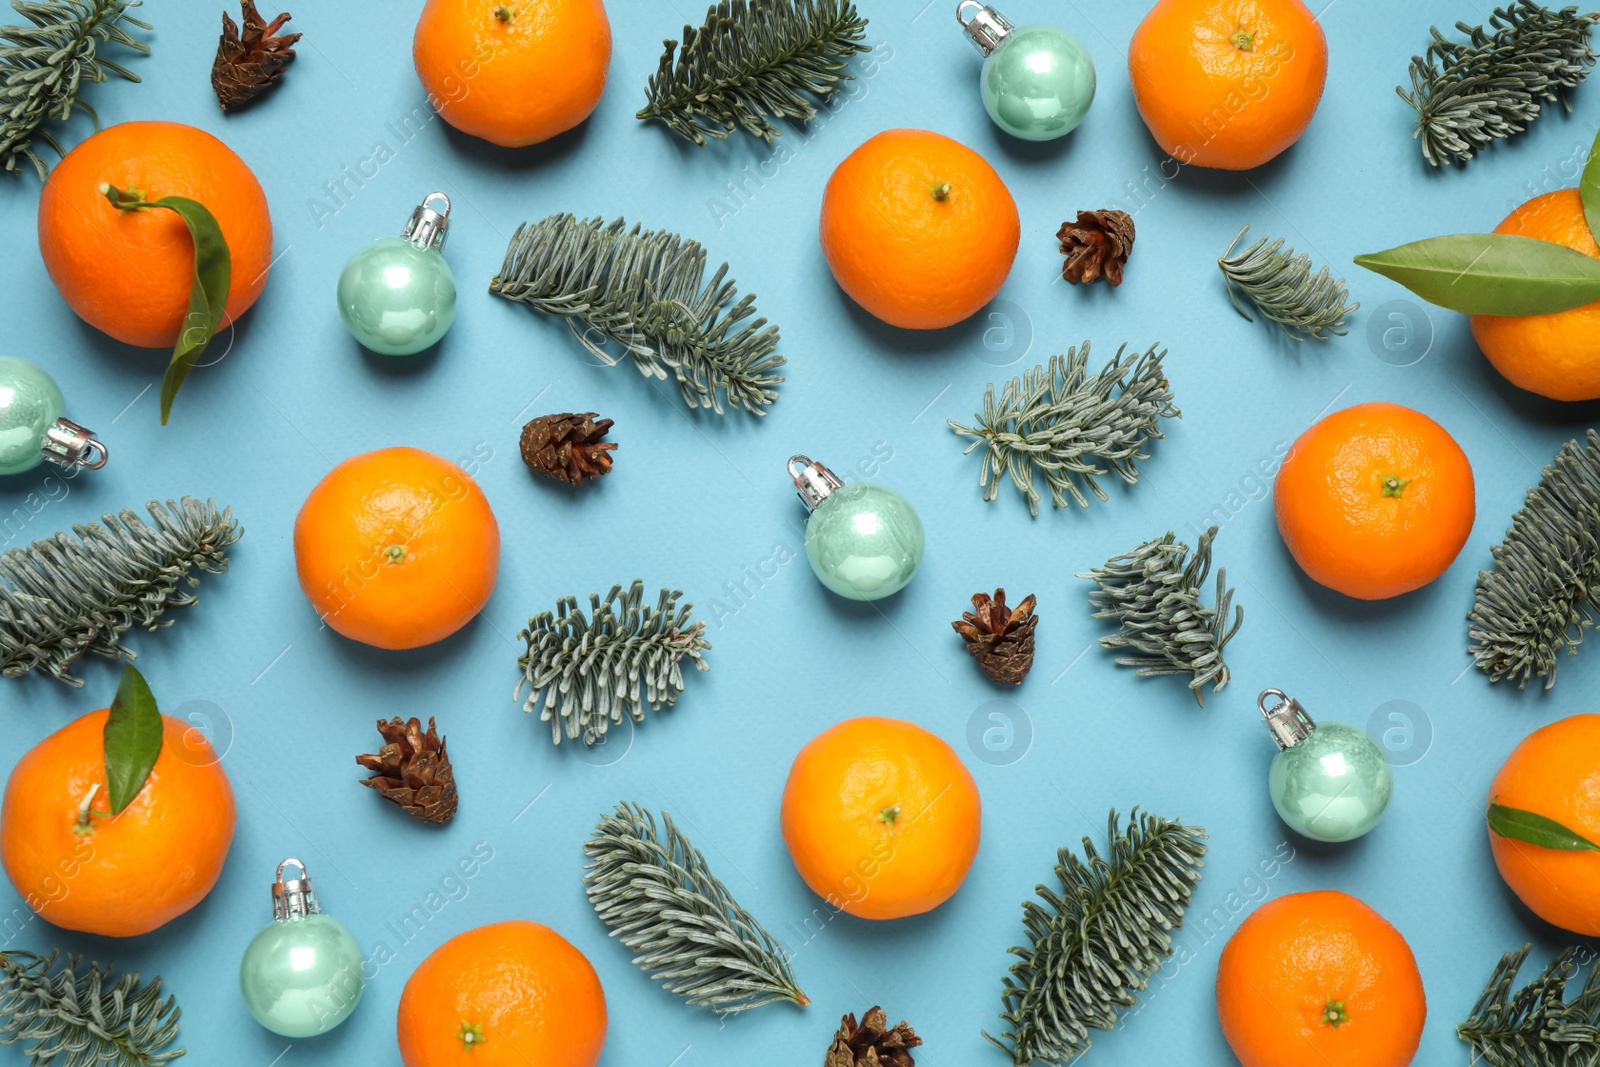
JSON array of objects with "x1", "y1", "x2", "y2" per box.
[
  {"x1": 37, "y1": 121, "x2": 269, "y2": 420},
  {"x1": 1358, "y1": 126, "x2": 1600, "y2": 401},
  {"x1": 0, "y1": 666, "x2": 235, "y2": 938},
  {"x1": 1486, "y1": 714, "x2": 1600, "y2": 935}
]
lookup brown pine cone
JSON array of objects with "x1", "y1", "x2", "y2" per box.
[
  {"x1": 952, "y1": 589, "x2": 1038, "y2": 685},
  {"x1": 356, "y1": 717, "x2": 457, "y2": 824},
  {"x1": 212, "y1": 1, "x2": 301, "y2": 112},
  {"x1": 824, "y1": 1006, "x2": 921, "y2": 1067},
  {"x1": 520, "y1": 412, "x2": 617, "y2": 485},
  {"x1": 1057, "y1": 209, "x2": 1135, "y2": 286}
]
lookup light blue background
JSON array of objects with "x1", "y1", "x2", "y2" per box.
[{"x1": 2, "y1": 0, "x2": 1596, "y2": 1063}]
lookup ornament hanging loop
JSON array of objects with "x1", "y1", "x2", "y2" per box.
[
  {"x1": 271, "y1": 857, "x2": 322, "y2": 920},
  {"x1": 401, "y1": 192, "x2": 452, "y2": 253},
  {"x1": 789, "y1": 455, "x2": 843, "y2": 512},
  {"x1": 957, "y1": 1, "x2": 1013, "y2": 57},
  {"x1": 40, "y1": 418, "x2": 107, "y2": 470},
  {"x1": 1258, "y1": 688, "x2": 1317, "y2": 751}
]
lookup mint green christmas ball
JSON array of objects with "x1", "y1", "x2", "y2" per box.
[
  {"x1": 1269, "y1": 722, "x2": 1393, "y2": 842},
  {"x1": 804, "y1": 482, "x2": 925, "y2": 601},
  {"x1": 239, "y1": 913, "x2": 365, "y2": 1038},
  {"x1": 981, "y1": 26, "x2": 1096, "y2": 141},
  {"x1": 336, "y1": 237, "x2": 456, "y2": 356},
  {"x1": 0, "y1": 357, "x2": 65, "y2": 476}
]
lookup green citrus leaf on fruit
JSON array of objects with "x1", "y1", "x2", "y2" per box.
[
  {"x1": 99, "y1": 184, "x2": 232, "y2": 426},
  {"x1": 103, "y1": 663, "x2": 163, "y2": 816},
  {"x1": 1582, "y1": 127, "x2": 1600, "y2": 246},
  {"x1": 1487, "y1": 801, "x2": 1600, "y2": 852},
  {"x1": 1354, "y1": 234, "x2": 1600, "y2": 315}
]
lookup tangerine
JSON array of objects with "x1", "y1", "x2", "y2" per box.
[
  {"x1": 820, "y1": 128, "x2": 1019, "y2": 330},
  {"x1": 1129, "y1": 0, "x2": 1328, "y2": 170},
  {"x1": 37, "y1": 120, "x2": 273, "y2": 348},
  {"x1": 1216, "y1": 890, "x2": 1426, "y2": 1067},
  {"x1": 0, "y1": 708, "x2": 235, "y2": 938},
  {"x1": 397, "y1": 920, "x2": 606, "y2": 1067},
  {"x1": 413, "y1": 0, "x2": 611, "y2": 148},
  {"x1": 1274, "y1": 402, "x2": 1475, "y2": 600},
  {"x1": 1470, "y1": 189, "x2": 1600, "y2": 401},
  {"x1": 293, "y1": 446, "x2": 500, "y2": 650},
  {"x1": 1488, "y1": 714, "x2": 1600, "y2": 935},
  {"x1": 780, "y1": 716, "x2": 981, "y2": 920}
]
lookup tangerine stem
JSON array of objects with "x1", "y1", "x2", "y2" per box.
[
  {"x1": 1321, "y1": 998, "x2": 1349, "y2": 1028},
  {"x1": 1229, "y1": 27, "x2": 1255, "y2": 52},
  {"x1": 930, "y1": 182, "x2": 952, "y2": 202},
  {"x1": 1381, "y1": 474, "x2": 1410, "y2": 498},
  {"x1": 493, "y1": 4, "x2": 516, "y2": 21},
  {"x1": 72, "y1": 783, "x2": 106, "y2": 837}
]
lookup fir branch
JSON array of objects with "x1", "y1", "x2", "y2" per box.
[
  {"x1": 489, "y1": 214, "x2": 785, "y2": 416},
  {"x1": 0, "y1": 949, "x2": 184, "y2": 1065},
  {"x1": 0, "y1": 498, "x2": 240, "y2": 688},
  {"x1": 514, "y1": 580, "x2": 710, "y2": 747},
  {"x1": 1399, "y1": 2, "x2": 1597, "y2": 167},
  {"x1": 1469, "y1": 429, "x2": 1600, "y2": 689},
  {"x1": 639, "y1": 0, "x2": 870, "y2": 146},
  {"x1": 583, "y1": 801, "x2": 807, "y2": 1013},
  {"x1": 1457, "y1": 944, "x2": 1600, "y2": 1067},
  {"x1": 947, "y1": 342, "x2": 1179, "y2": 517},
  {"x1": 1, "y1": 0, "x2": 151, "y2": 179},
  {"x1": 985, "y1": 809, "x2": 1208, "y2": 1067},
  {"x1": 1078, "y1": 526, "x2": 1241, "y2": 705},
  {"x1": 1219, "y1": 226, "x2": 1357, "y2": 342}
]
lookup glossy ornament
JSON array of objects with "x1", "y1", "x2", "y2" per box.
[
  {"x1": 0, "y1": 357, "x2": 106, "y2": 476},
  {"x1": 336, "y1": 192, "x2": 457, "y2": 356},
  {"x1": 1259, "y1": 689, "x2": 1392, "y2": 843},
  {"x1": 789, "y1": 455, "x2": 924, "y2": 601},
  {"x1": 957, "y1": 2, "x2": 1095, "y2": 141},
  {"x1": 240, "y1": 859, "x2": 365, "y2": 1038}
]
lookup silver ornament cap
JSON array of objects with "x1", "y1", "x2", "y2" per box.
[
  {"x1": 270, "y1": 858, "x2": 322, "y2": 920},
  {"x1": 1258, "y1": 688, "x2": 1318, "y2": 751},
  {"x1": 401, "y1": 192, "x2": 451, "y2": 253},
  {"x1": 41, "y1": 418, "x2": 107, "y2": 470},
  {"x1": 957, "y1": 0, "x2": 1014, "y2": 57},
  {"x1": 788, "y1": 455, "x2": 844, "y2": 512}
]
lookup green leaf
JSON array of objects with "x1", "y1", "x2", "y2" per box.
[
  {"x1": 150, "y1": 195, "x2": 231, "y2": 426},
  {"x1": 1583, "y1": 127, "x2": 1600, "y2": 245},
  {"x1": 1487, "y1": 801, "x2": 1600, "y2": 852},
  {"x1": 98, "y1": 184, "x2": 232, "y2": 425},
  {"x1": 1354, "y1": 234, "x2": 1600, "y2": 315},
  {"x1": 104, "y1": 664, "x2": 163, "y2": 815}
]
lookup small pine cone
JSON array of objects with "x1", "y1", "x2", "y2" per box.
[
  {"x1": 356, "y1": 717, "x2": 457, "y2": 824},
  {"x1": 520, "y1": 412, "x2": 617, "y2": 485},
  {"x1": 211, "y1": 1, "x2": 301, "y2": 112},
  {"x1": 1057, "y1": 209, "x2": 1135, "y2": 286},
  {"x1": 825, "y1": 1006, "x2": 921, "y2": 1067},
  {"x1": 952, "y1": 589, "x2": 1038, "y2": 685}
]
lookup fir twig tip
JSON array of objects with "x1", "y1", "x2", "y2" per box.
[
  {"x1": 1399, "y1": 1, "x2": 1598, "y2": 167},
  {"x1": 1219, "y1": 226, "x2": 1357, "y2": 342},
  {"x1": 0, "y1": 497, "x2": 241, "y2": 686},
  {"x1": 638, "y1": 0, "x2": 871, "y2": 145},
  {"x1": 1079, "y1": 526, "x2": 1240, "y2": 704},
  {"x1": 514, "y1": 580, "x2": 711, "y2": 746},
  {"x1": 0, "y1": 0, "x2": 152, "y2": 178},
  {"x1": 1469, "y1": 428, "x2": 1600, "y2": 689},
  {"x1": 489, "y1": 214, "x2": 785, "y2": 416},
  {"x1": 985, "y1": 809, "x2": 1207, "y2": 1065},
  {"x1": 583, "y1": 801, "x2": 805, "y2": 1013},
  {"x1": 948, "y1": 341, "x2": 1179, "y2": 517}
]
